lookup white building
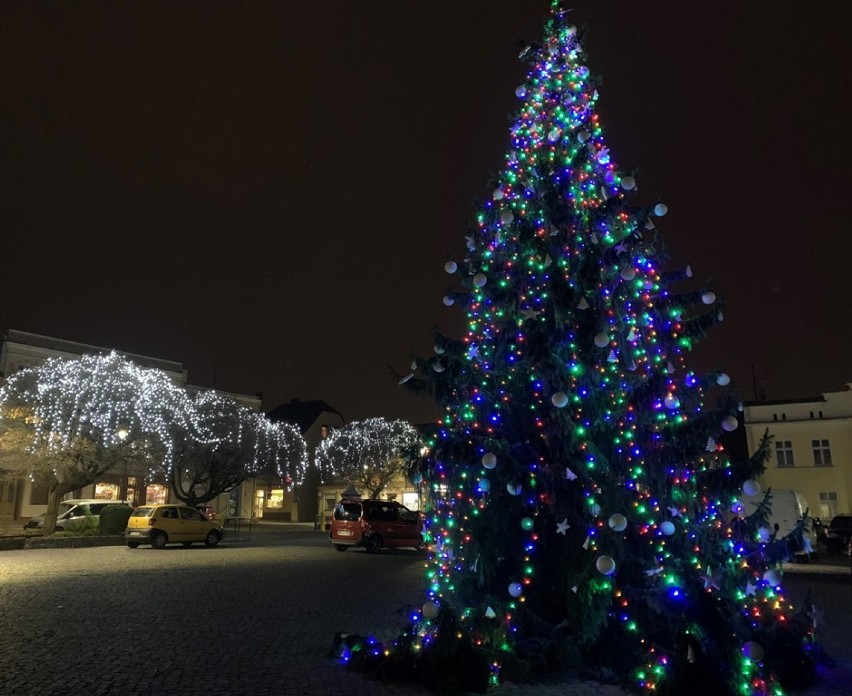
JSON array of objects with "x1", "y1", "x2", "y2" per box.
[{"x1": 742, "y1": 383, "x2": 852, "y2": 522}]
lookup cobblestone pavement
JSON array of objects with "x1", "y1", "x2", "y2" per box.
[{"x1": 0, "y1": 524, "x2": 848, "y2": 696}]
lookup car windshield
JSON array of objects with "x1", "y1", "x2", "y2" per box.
[{"x1": 130, "y1": 507, "x2": 154, "y2": 518}]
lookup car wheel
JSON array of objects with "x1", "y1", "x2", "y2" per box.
[
  {"x1": 334, "y1": 544, "x2": 348, "y2": 552},
  {"x1": 365, "y1": 534, "x2": 382, "y2": 554},
  {"x1": 151, "y1": 531, "x2": 167, "y2": 549},
  {"x1": 126, "y1": 542, "x2": 140, "y2": 549},
  {"x1": 204, "y1": 530, "x2": 221, "y2": 547}
]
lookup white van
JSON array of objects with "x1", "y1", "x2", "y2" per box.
[
  {"x1": 24, "y1": 499, "x2": 133, "y2": 532},
  {"x1": 741, "y1": 489, "x2": 817, "y2": 559}
]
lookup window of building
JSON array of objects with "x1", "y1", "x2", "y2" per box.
[
  {"x1": 145, "y1": 484, "x2": 168, "y2": 505},
  {"x1": 94, "y1": 482, "x2": 120, "y2": 500},
  {"x1": 819, "y1": 492, "x2": 838, "y2": 520},
  {"x1": 775, "y1": 441, "x2": 794, "y2": 467},
  {"x1": 812, "y1": 440, "x2": 832, "y2": 466},
  {"x1": 29, "y1": 484, "x2": 49, "y2": 505}
]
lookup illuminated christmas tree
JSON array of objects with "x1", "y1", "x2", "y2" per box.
[{"x1": 336, "y1": 4, "x2": 818, "y2": 695}]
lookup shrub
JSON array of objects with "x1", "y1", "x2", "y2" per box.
[{"x1": 99, "y1": 505, "x2": 132, "y2": 534}]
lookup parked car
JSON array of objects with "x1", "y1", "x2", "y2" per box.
[
  {"x1": 329, "y1": 498, "x2": 424, "y2": 553},
  {"x1": 825, "y1": 514, "x2": 852, "y2": 554},
  {"x1": 24, "y1": 499, "x2": 133, "y2": 532},
  {"x1": 125, "y1": 504, "x2": 224, "y2": 549},
  {"x1": 195, "y1": 504, "x2": 218, "y2": 520}
]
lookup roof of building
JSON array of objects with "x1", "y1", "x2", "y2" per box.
[
  {"x1": 2, "y1": 329, "x2": 185, "y2": 376},
  {"x1": 266, "y1": 398, "x2": 344, "y2": 432}
]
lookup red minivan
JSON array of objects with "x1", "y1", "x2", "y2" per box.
[{"x1": 329, "y1": 498, "x2": 424, "y2": 553}]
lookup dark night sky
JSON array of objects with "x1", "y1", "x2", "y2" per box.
[{"x1": 2, "y1": 1, "x2": 851, "y2": 425}]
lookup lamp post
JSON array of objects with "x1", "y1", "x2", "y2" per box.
[{"x1": 117, "y1": 424, "x2": 130, "y2": 501}]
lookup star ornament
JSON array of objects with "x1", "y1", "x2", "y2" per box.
[
  {"x1": 556, "y1": 519, "x2": 570, "y2": 535},
  {"x1": 701, "y1": 570, "x2": 720, "y2": 591},
  {"x1": 807, "y1": 604, "x2": 824, "y2": 629},
  {"x1": 520, "y1": 308, "x2": 542, "y2": 322},
  {"x1": 744, "y1": 581, "x2": 757, "y2": 596}
]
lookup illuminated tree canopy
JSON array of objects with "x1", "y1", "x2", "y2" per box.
[{"x1": 315, "y1": 417, "x2": 422, "y2": 498}]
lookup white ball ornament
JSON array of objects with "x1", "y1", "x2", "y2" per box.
[
  {"x1": 589, "y1": 503, "x2": 601, "y2": 516},
  {"x1": 473, "y1": 273, "x2": 487, "y2": 288},
  {"x1": 594, "y1": 332, "x2": 610, "y2": 348},
  {"x1": 742, "y1": 641, "x2": 765, "y2": 662},
  {"x1": 508, "y1": 582, "x2": 523, "y2": 598},
  {"x1": 620, "y1": 176, "x2": 636, "y2": 191},
  {"x1": 551, "y1": 391, "x2": 569, "y2": 408},
  {"x1": 444, "y1": 260, "x2": 458, "y2": 274},
  {"x1": 608, "y1": 513, "x2": 628, "y2": 532},
  {"x1": 422, "y1": 601, "x2": 440, "y2": 620},
  {"x1": 515, "y1": 85, "x2": 527, "y2": 98},
  {"x1": 478, "y1": 479, "x2": 491, "y2": 493},
  {"x1": 506, "y1": 482, "x2": 522, "y2": 496},
  {"x1": 620, "y1": 267, "x2": 636, "y2": 281},
  {"x1": 500, "y1": 209, "x2": 514, "y2": 225},
  {"x1": 432, "y1": 361, "x2": 444, "y2": 373},
  {"x1": 721, "y1": 415, "x2": 739, "y2": 432},
  {"x1": 482, "y1": 452, "x2": 497, "y2": 469},
  {"x1": 742, "y1": 479, "x2": 762, "y2": 497},
  {"x1": 763, "y1": 569, "x2": 781, "y2": 587},
  {"x1": 660, "y1": 520, "x2": 676, "y2": 536},
  {"x1": 664, "y1": 394, "x2": 680, "y2": 410},
  {"x1": 442, "y1": 295, "x2": 454, "y2": 306},
  {"x1": 492, "y1": 187, "x2": 504, "y2": 201},
  {"x1": 596, "y1": 555, "x2": 616, "y2": 575},
  {"x1": 548, "y1": 128, "x2": 561, "y2": 143},
  {"x1": 653, "y1": 203, "x2": 668, "y2": 217},
  {"x1": 701, "y1": 291, "x2": 717, "y2": 305},
  {"x1": 578, "y1": 130, "x2": 591, "y2": 143},
  {"x1": 716, "y1": 373, "x2": 731, "y2": 386}
]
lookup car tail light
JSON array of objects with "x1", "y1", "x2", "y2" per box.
[{"x1": 148, "y1": 518, "x2": 156, "y2": 526}]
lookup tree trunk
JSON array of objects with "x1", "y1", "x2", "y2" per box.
[{"x1": 42, "y1": 481, "x2": 75, "y2": 535}]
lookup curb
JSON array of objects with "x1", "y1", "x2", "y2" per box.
[{"x1": 0, "y1": 535, "x2": 126, "y2": 551}]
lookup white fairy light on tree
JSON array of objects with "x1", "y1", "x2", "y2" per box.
[{"x1": 315, "y1": 417, "x2": 422, "y2": 498}]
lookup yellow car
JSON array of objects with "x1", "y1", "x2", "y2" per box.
[{"x1": 125, "y1": 504, "x2": 224, "y2": 549}]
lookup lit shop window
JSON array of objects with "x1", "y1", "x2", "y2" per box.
[
  {"x1": 146, "y1": 484, "x2": 168, "y2": 505},
  {"x1": 95, "y1": 482, "x2": 120, "y2": 500}
]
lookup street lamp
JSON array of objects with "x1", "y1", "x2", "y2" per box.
[{"x1": 116, "y1": 424, "x2": 130, "y2": 502}]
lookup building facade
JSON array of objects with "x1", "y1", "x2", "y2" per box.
[
  {"x1": 742, "y1": 383, "x2": 852, "y2": 523},
  {"x1": 0, "y1": 330, "x2": 265, "y2": 531}
]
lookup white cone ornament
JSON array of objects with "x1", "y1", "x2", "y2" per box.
[
  {"x1": 508, "y1": 582, "x2": 523, "y2": 598},
  {"x1": 608, "y1": 513, "x2": 628, "y2": 532},
  {"x1": 596, "y1": 555, "x2": 616, "y2": 575},
  {"x1": 660, "y1": 520, "x2": 676, "y2": 536},
  {"x1": 444, "y1": 260, "x2": 458, "y2": 274},
  {"x1": 594, "y1": 332, "x2": 609, "y2": 347},
  {"x1": 484, "y1": 606, "x2": 497, "y2": 619},
  {"x1": 578, "y1": 130, "x2": 591, "y2": 143},
  {"x1": 743, "y1": 479, "x2": 762, "y2": 497},
  {"x1": 721, "y1": 415, "x2": 739, "y2": 432},
  {"x1": 422, "y1": 601, "x2": 440, "y2": 620},
  {"x1": 551, "y1": 391, "x2": 569, "y2": 408},
  {"x1": 482, "y1": 453, "x2": 497, "y2": 470}
]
